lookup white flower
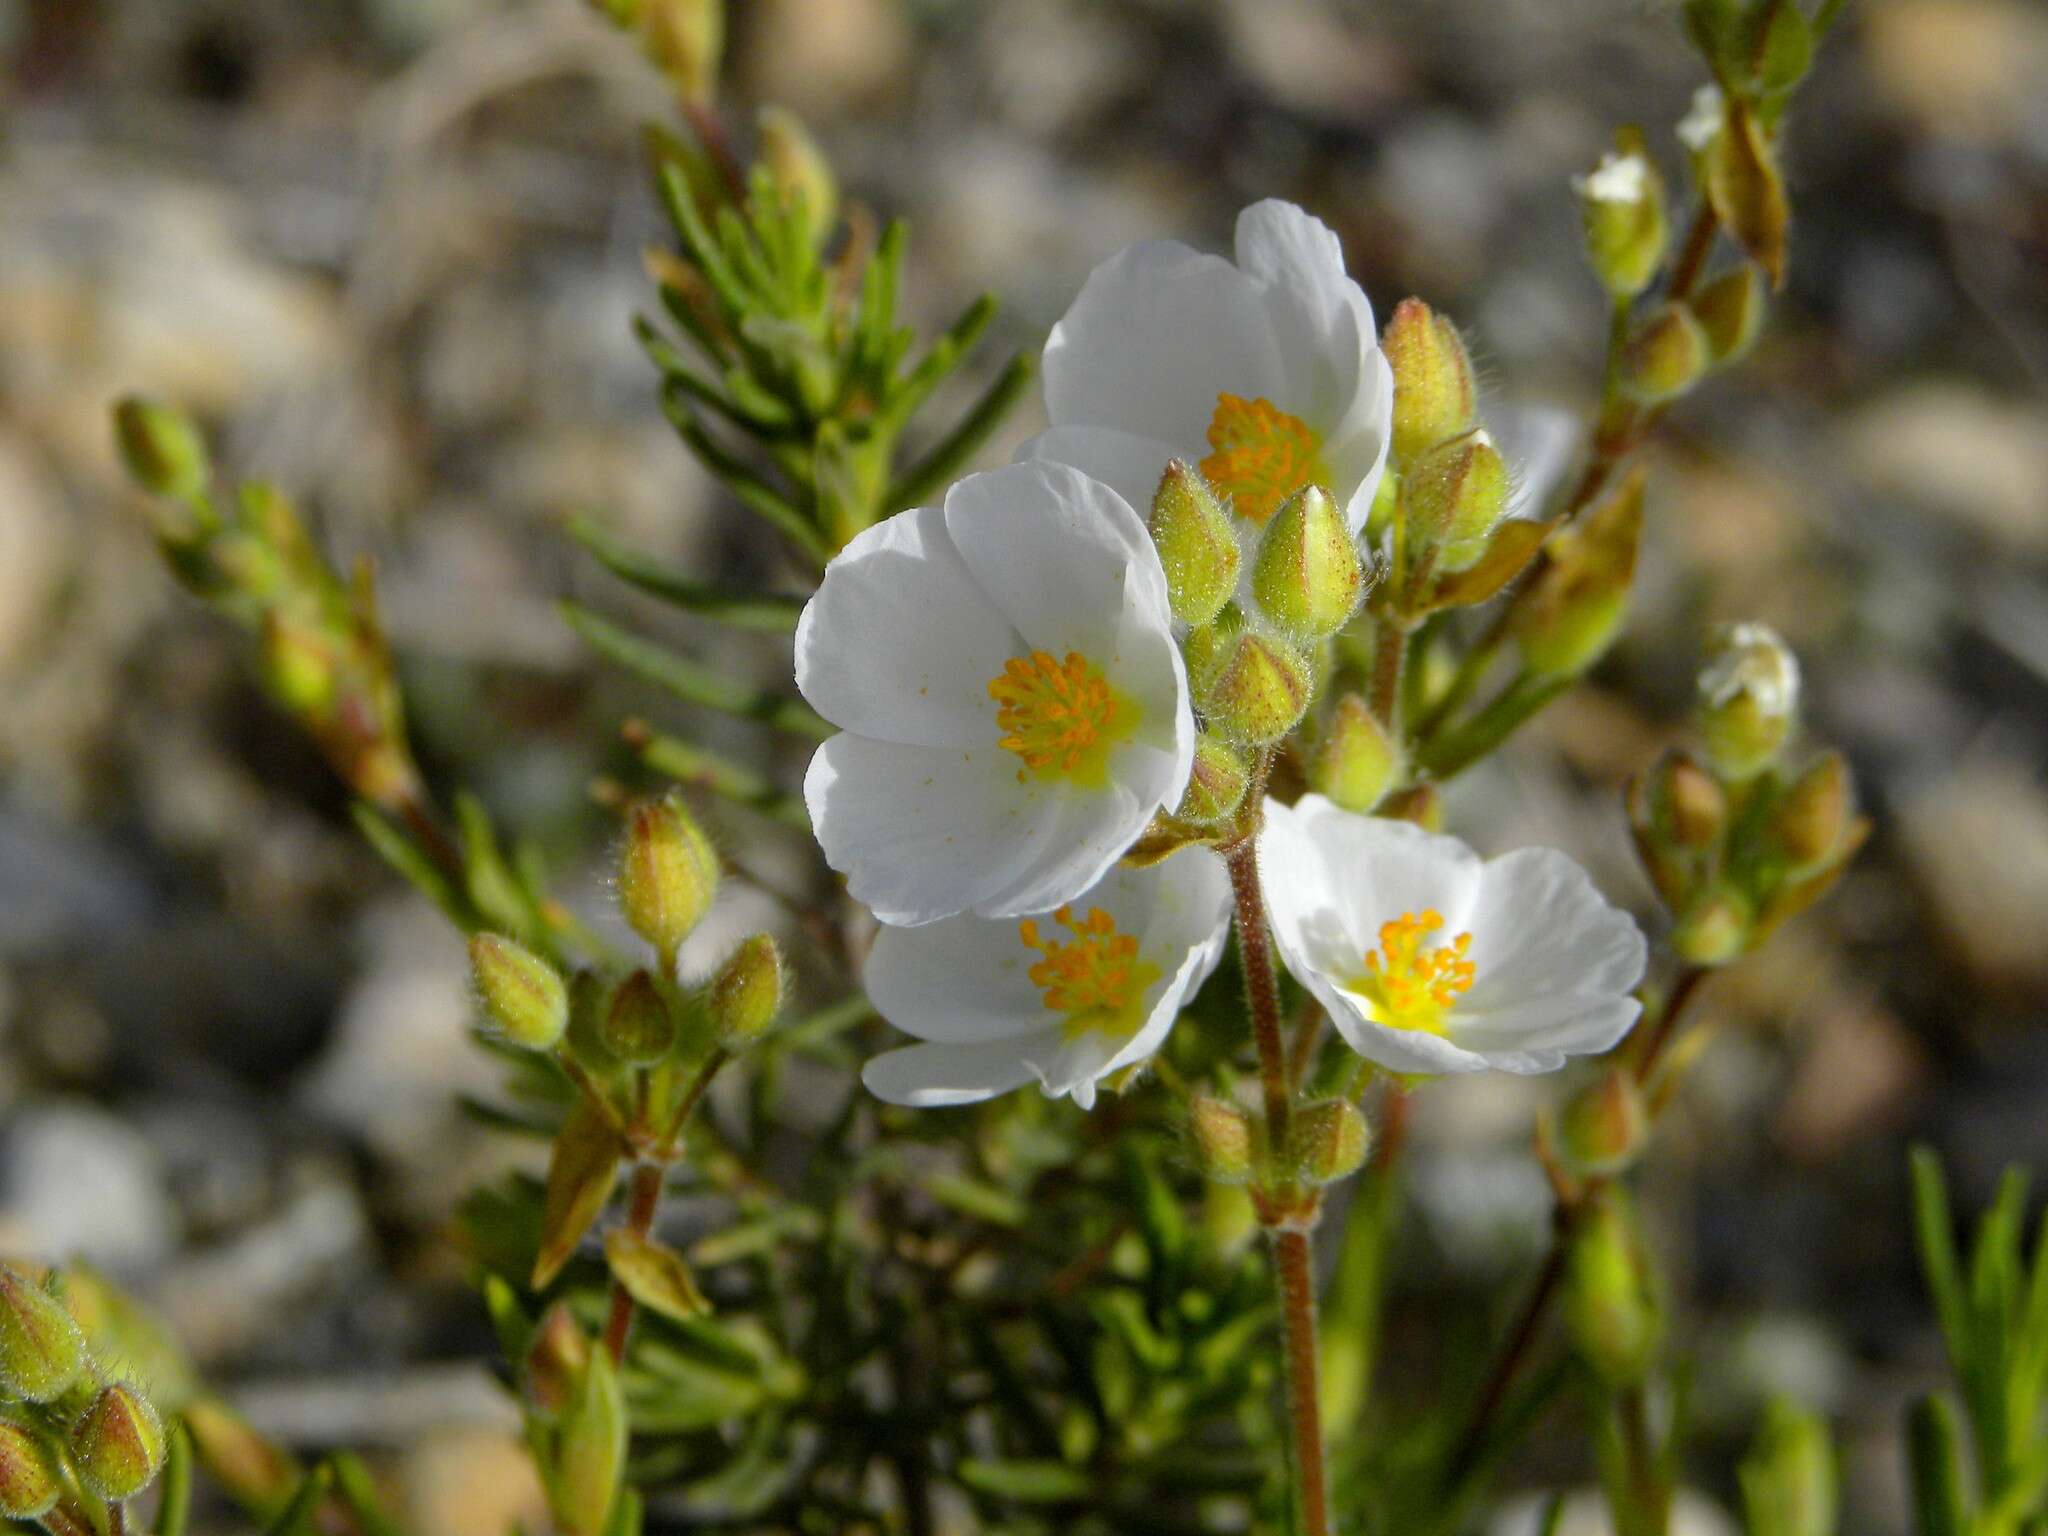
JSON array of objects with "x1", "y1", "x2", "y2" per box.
[
  {"x1": 860, "y1": 852, "x2": 1233, "y2": 1109},
  {"x1": 1259, "y1": 796, "x2": 1647, "y2": 1075},
  {"x1": 797, "y1": 461, "x2": 1194, "y2": 928},
  {"x1": 1677, "y1": 85, "x2": 1725, "y2": 155},
  {"x1": 1022, "y1": 199, "x2": 1394, "y2": 536},
  {"x1": 1574, "y1": 150, "x2": 1654, "y2": 207}
]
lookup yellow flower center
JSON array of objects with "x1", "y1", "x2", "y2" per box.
[
  {"x1": 988, "y1": 649, "x2": 1130, "y2": 784},
  {"x1": 1345, "y1": 909, "x2": 1476, "y2": 1035},
  {"x1": 1019, "y1": 905, "x2": 1162, "y2": 1039},
  {"x1": 1200, "y1": 393, "x2": 1331, "y2": 526}
]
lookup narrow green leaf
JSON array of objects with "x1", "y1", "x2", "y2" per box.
[
  {"x1": 628, "y1": 724, "x2": 809, "y2": 829},
  {"x1": 1537, "y1": 1492, "x2": 1568, "y2": 1536},
  {"x1": 1908, "y1": 1393, "x2": 1972, "y2": 1536},
  {"x1": 350, "y1": 802, "x2": 474, "y2": 931},
  {"x1": 566, "y1": 513, "x2": 802, "y2": 633},
  {"x1": 329, "y1": 1454, "x2": 405, "y2": 1536},
  {"x1": 532, "y1": 1095, "x2": 625, "y2": 1289},
  {"x1": 154, "y1": 1422, "x2": 193, "y2": 1536},
  {"x1": 1320, "y1": 1153, "x2": 1397, "y2": 1438},
  {"x1": 259, "y1": 1465, "x2": 331, "y2": 1536},
  {"x1": 1911, "y1": 1148, "x2": 1972, "y2": 1379},
  {"x1": 886, "y1": 293, "x2": 997, "y2": 427},
  {"x1": 656, "y1": 393, "x2": 832, "y2": 564},
  {"x1": 603, "y1": 1229, "x2": 712, "y2": 1322},
  {"x1": 559, "y1": 603, "x2": 830, "y2": 740},
  {"x1": 954, "y1": 1458, "x2": 1092, "y2": 1503},
  {"x1": 883, "y1": 351, "x2": 1035, "y2": 515}
]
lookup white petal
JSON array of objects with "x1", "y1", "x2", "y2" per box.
[
  {"x1": 1450, "y1": 994, "x2": 1643, "y2": 1066},
  {"x1": 1266, "y1": 797, "x2": 1485, "y2": 967},
  {"x1": 1313, "y1": 1000, "x2": 1499, "y2": 1075},
  {"x1": 1323, "y1": 351, "x2": 1396, "y2": 533},
  {"x1": 804, "y1": 733, "x2": 1057, "y2": 927},
  {"x1": 1491, "y1": 404, "x2": 1579, "y2": 522},
  {"x1": 1016, "y1": 424, "x2": 1182, "y2": 525},
  {"x1": 1098, "y1": 850, "x2": 1235, "y2": 1078},
  {"x1": 1232, "y1": 200, "x2": 1376, "y2": 431},
  {"x1": 978, "y1": 777, "x2": 1153, "y2": 920},
  {"x1": 863, "y1": 910, "x2": 1053, "y2": 1044},
  {"x1": 1459, "y1": 848, "x2": 1647, "y2": 1012},
  {"x1": 1043, "y1": 239, "x2": 1286, "y2": 451},
  {"x1": 795, "y1": 504, "x2": 1020, "y2": 748},
  {"x1": 862, "y1": 1037, "x2": 1042, "y2": 1106}
]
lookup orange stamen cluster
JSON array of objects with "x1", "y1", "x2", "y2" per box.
[
  {"x1": 988, "y1": 649, "x2": 1123, "y2": 781},
  {"x1": 1350, "y1": 909, "x2": 1476, "y2": 1034},
  {"x1": 1019, "y1": 905, "x2": 1146, "y2": 1022},
  {"x1": 1200, "y1": 393, "x2": 1331, "y2": 525}
]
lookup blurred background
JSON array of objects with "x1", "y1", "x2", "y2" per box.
[{"x1": 0, "y1": 0, "x2": 2044, "y2": 1530}]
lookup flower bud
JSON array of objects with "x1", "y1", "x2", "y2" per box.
[
  {"x1": 1576, "y1": 134, "x2": 1668, "y2": 298},
  {"x1": 525, "y1": 1302, "x2": 592, "y2": 1418},
  {"x1": 1188, "y1": 1096, "x2": 1256, "y2": 1183},
  {"x1": 0, "y1": 1264, "x2": 87, "y2": 1403},
  {"x1": 640, "y1": 0, "x2": 723, "y2": 107},
  {"x1": 1383, "y1": 299, "x2": 1477, "y2": 465},
  {"x1": 1650, "y1": 750, "x2": 1728, "y2": 851},
  {"x1": 1379, "y1": 782, "x2": 1443, "y2": 831},
  {"x1": 549, "y1": 1348, "x2": 626, "y2": 1536},
  {"x1": 1742, "y1": 1397, "x2": 1837, "y2": 1536},
  {"x1": 708, "y1": 933, "x2": 784, "y2": 1046},
  {"x1": 1176, "y1": 736, "x2": 1252, "y2": 826},
  {"x1": 0, "y1": 1424, "x2": 59, "y2": 1520},
  {"x1": 1698, "y1": 622, "x2": 1799, "y2": 780},
  {"x1": 257, "y1": 612, "x2": 337, "y2": 716},
  {"x1": 1251, "y1": 485, "x2": 1363, "y2": 638},
  {"x1": 1619, "y1": 302, "x2": 1710, "y2": 404},
  {"x1": 470, "y1": 934, "x2": 570, "y2": 1052},
  {"x1": 1769, "y1": 751, "x2": 1853, "y2": 872},
  {"x1": 1150, "y1": 461, "x2": 1240, "y2": 627},
  {"x1": 1676, "y1": 82, "x2": 1726, "y2": 161},
  {"x1": 757, "y1": 106, "x2": 837, "y2": 244},
  {"x1": 619, "y1": 792, "x2": 719, "y2": 967},
  {"x1": 1672, "y1": 887, "x2": 1752, "y2": 966},
  {"x1": 1195, "y1": 627, "x2": 1313, "y2": 746},
  {"x1": 113, "y1": 396, "x2": 210, "y2": 507},
  {"x1": 1401, "y1": 429, "x2": 1509, "y2": 570},
  {"x1": 1307, "y1": 694, "x2": 1401, "y2": 813},
  {"x1": 1692, "y1": 262, "x2": 1768, "y2": 363},
  {"x1": 601, "y1": 970, "x2": 679, "y2": 1065},
  {"x1": 1289, "y1": 1100, "x2": 1370, "y2": 1185},
  {"x1": 1511, "y1": 471, "x2": 1645, "y2": 681},
  {"x1": 1565, "y1": 1188, "x2": 1661, "y2": 1386},
  {"x1": 1558, "y1": 1070, "x2": 1648, "y2": 1177},
  {"x1": 71, "y1": 1383, "x2": 166, "y2": 1502}
]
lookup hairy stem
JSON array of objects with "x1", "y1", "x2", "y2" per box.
[
  {"x1": 1225, "y1": 838, "x2": 1292, "y2": 1149},
  {"x1": 1273, "y1": 1227, "x2": 1333, "y2": 1536},
  {"x1": 1370, "y1": 618, "x2": 1407, "y2": 738},
  {"x1": 602, "y1": 1160, "x2": 668, "y2": 1363}
]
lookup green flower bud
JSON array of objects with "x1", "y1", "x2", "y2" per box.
[
  {"x1": 640, "y1": 0, "x2": 723, "y2": 108},
  {"x1": 0, "y1": 1265, "x2": 87, "y2": 1403},
  {"x1": 1770, "y1": 751, "x2": 1854, "y2": 872},
  {"x1": 71, "y1": 1383, "x2": 167, "y2": 1502},
  {"x1": 525, "y1": 1301, "x2": 592, "y2": 1419},
  {"x1": 1252, "y1": 484, "x2": 1363, "y2": 638},
  {"x1": 1401, "y1": 428, "x2": 1509, "y2": 570},
  {"x1": 1654, "y1": 750, "x2": 1729, "y2": 851},
  {"x1": 258, "y1": 612, "x2": 337, "y2": 716},
  {"x1": 469, "y1": 934, "x2": 570, "y2": 1052},
  {"x1": 1188, "y1": 1096, "x2": 1256, "y2": 1184},
  {"x1": 1558, "y1": 1069, "x2": 1649, "y2": 1178},
  {"x1": 1511, "y1": 471, "x2": 1645, "y2": 681},
  {"x1": 708, "y1": 933, "x2": 784, "y2": 1046},
  {"x1": 1150, "y1": 461, "x2": 1240, "y2": 627},
  {"x1": 1672, "y1": 887, "x2": 1752, "y2": 966},
  {"x1": 1307, "y1": 694, "x2": 1401, "y2": 813},
  {"x1": 1289, "y1": 1100, "x2": 1371, "y2": 1185},
  {"x1": 1619, "y1": 302, "x2": 1710, "y2": 404},
  {"x1": 619, "y1": 792, "x2": 719, "y2": 968},
  {"x1": 1176, "y1": 736, "x2": 1252, "y2": 826},
  {"x1": 1698, "y1": 622, "x2": 1800, "y2": 780},
  {"x1": 1575, "y1": 134, "x2": 1668, "y2": 299},
  {"x1": 1692, "y1": 262, "x2": 1769, "y2": 363},
  {"x1": 1741, "y1": 1397, "x2": 1837, "y2": 1536},
  {"x1": 549, "y1": 1347, "x2": 626, "y2": 1536},
  {"x1": 0, "y1": 1423, "x2": 60, "y2": 1520},
  {"x1": 756, "y1": 106, "x2": 837, "y2": 244},
  {"x1": 1382, "y1": 298, "x2": 1477, "y2": 465},
  {"x1": 1196, "y1": 627, "x2": 1313, "y2": 747},
  {"x1": 113, "y1": 396, "x2": 210, "y2": 507},
  {"x1": 1565, "y1": 1188, "x2": 1661, "y2": 1386},
  {"x1": 601, "y1": 970, "x2": 679, "y2": 1065}
]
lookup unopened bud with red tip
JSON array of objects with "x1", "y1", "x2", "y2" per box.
[
  {"x1": 113, "y1": 396, "x2": 211, "y2": 509},
  {"x1": 1253, "y1": 485, "x2": 1363, "y2": 639},
  {"x1": 709, "y1": 933, "x2": 784, "y2": 1046},
  {"x1": 1693, "y1": 263, "x2": 1769, "y2": 363},
  {"x1": 619, "y1": 792, "x2": 719, "y2": 968},
  {"x1": 1177, "y1": 736, "x2": 1252, "y2": 826},
  {"x1": 1699, "y1": 622, "x2": 1800, "y2": 780},
  {"x1": 1620, "y1": 302, "x2": 1710, "y2": 404},
  {"x1": 601, "y1": 970, "x2": 679, "y2": 1064},
  {"x1": 1308, "y1": 694, "x2": 1401, "y2": 813},
  {"x1": 1401, "y1": 428, "x2": 1509, "y2": 570},
  {"x1": 1194, "y1": 625, "x2": 1313, "y2": 746},
  {"x1": 525, "y1": 1302, "x2": 592, "y2": 1418},
  {"x1": 470, "y1": 934, "x2": 569, "y2": 1052},
  {"x1": 1770, "y1": 751, "x2": 1854, "y2": 872},
  {"x1": 1575, "y1": 132, "x2": 1668, "y2": 299},
  {"x1": 756, "y1": 106, "x2": 836, "y2": 243},
  {"x1": 1289, "y1": 1100, "x2": 1371, "y2": 1185},
  {"x1": 1188, "y1": 1096, "x2": 1256, "y2": 1184},
  {"x1": 1383, "y1": 299, "x2": 1477, "y2": 465},
  {"x1": 1672, "y1": 887, "x2": 1752, "y2": 966},
  {"x1": 1565, "y1": 1188, "x2": 1662, "y2": 1386},
  {"x1": 0, "y1": 1264, "x2": 87, "y2": 1403},
  {"x1": 1150, "y1": 461, "x2": 1240, "y2": 627},
  {"x1": 0, "y1": 1424, "x2": 59, "y2": 1520},
  {"x1": 1558, "y1": 1070, "x2": 1649, "y2": 1177},
  {"x1": 71, "y1": 1383, "x2": 166, "y2": 1502},
  {"x1": 1511, "y1": 471, "x2": 1645, "y2": 681}
]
